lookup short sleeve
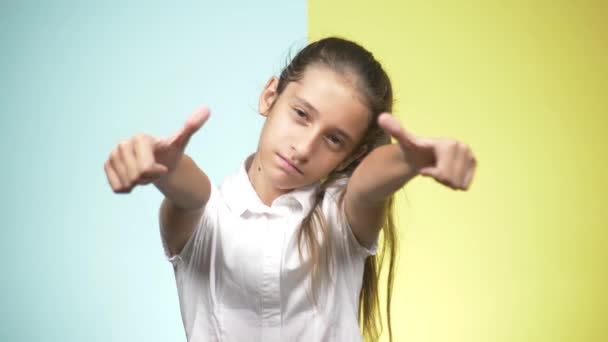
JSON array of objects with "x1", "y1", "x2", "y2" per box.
[
  {"x1": 161, "y1": 182, "x2": 220, "y2": 267},
  {"x1": 324, "y1": 180, "x2": 378, "y2": 258}
]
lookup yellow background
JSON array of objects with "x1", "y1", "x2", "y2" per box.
[{"x1": 309, "y1": 1, "x2": 607, "y2": 341}]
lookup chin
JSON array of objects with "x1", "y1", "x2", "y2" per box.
[{"x1": 267, "y1": 171, "x2": 301, "y2": 190}]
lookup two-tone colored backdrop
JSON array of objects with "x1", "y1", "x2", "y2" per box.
[{"x1": 1, "y1": 1, "x2": 606, "y2": 341}]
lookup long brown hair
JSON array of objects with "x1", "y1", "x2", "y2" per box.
[{"x1": 272, "y1": 37, "x2": 398, "y2": 342}]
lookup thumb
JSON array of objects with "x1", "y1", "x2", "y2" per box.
[
  {"x1": 418, "y1": 166, "x2": 438, "y2": 178},
  {"x1": 149, "y1": 162, "x2": 169, "y2": 175},
  {"x1": 377, "y1": 113, "x2": 420, "y2": 149},
  {"x1": 169, "y1": 106, "x2": 211, "y2": 149},
  {"x1": 138, "y1": 163, "x2": 170, "y2": 185}
]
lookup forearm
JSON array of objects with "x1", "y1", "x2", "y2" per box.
[
  {"x1": 153, "y1": 154, "x2": 211, "y2": 210},
  {"x1": 154, "y1": 154, "x2": 210, "y2": 255},
  {"x1": 348, "y1": 144, "x2": 421, "y2": 205}
]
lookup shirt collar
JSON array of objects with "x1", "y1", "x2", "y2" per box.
[{"x1": 220, "y1": 153, "x2": 320, "y2": 217}]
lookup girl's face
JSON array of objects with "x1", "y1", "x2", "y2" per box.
[{"x1": 256, "y1": 65, "x2": 371, "y2": 191}]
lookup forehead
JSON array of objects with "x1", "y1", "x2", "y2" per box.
[{"x1": 285, "y1": 66, "x2": 371, "y2": 137}]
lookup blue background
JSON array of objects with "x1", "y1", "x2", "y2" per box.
[{"x1": 0, "y1": 1, "x2": 306, "y2": 340}]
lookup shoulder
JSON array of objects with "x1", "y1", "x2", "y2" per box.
[
  {"x1": 323, "y1": 177, "x2": 348, "y2": 200},
  {"x1": 321, "y1": 177, "x2": 379, "y2": 257},
  {"x1": 319, "y1": 178, "x2": 348, "y2": 217}
]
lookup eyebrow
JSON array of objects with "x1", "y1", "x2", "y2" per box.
[
  {"x1": 294, "y1": 96, "x2": 319, "y2": 114},
  {"x1": 293, "y1": 96, "x2": 355, "y2": 144}
]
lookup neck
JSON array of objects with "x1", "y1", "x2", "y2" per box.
[{"x1": 246, "y1": 153, "x2": 291, "y2": 206}]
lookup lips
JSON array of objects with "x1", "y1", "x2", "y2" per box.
[{"x1": 277, "y1": 153, "x2": 303, "y2": 175}]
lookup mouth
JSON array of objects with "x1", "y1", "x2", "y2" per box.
[{"x1": 277, "y1": 153, "x2": 303, "y2": 175}]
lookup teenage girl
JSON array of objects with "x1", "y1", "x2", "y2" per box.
[{"x1": 103, "y1": 37, "x2": 477, "y2": 342}]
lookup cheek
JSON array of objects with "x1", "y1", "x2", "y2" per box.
[
  {"x1": 261, "y1": 113, "x2": 295, "y2": 147},
  {"x1": 269, "y1": 109, "x2": 288, "y2": 127},
  {"x1": 315, "y1": 152, "x2": 342, "y2": 171},
  {"x1": 276, "y1": 119, "x2": 294, "y2": 136},
  {"x1": 274, "y1": 116, "x2": 302, "y2": 141}
]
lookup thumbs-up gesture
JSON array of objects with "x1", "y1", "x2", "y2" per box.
[
  {"x1": 378, "y1": 113, "x2": 477, "y2": 191},
  {"x1": 104, "y1": 107, "x2": 210, "y2": 193}
]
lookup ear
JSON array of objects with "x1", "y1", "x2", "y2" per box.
[
  {"x1": 336, "y1": 145, "x2": 368, "y2": 172},
  {"x1": 258, "y1": 76, "x2": 279, "y2": 117}
]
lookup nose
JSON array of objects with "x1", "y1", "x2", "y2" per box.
[{"x1": 291, "y1": 132, "x2": 317, "y2": 164}]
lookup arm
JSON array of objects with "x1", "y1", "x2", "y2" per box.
[
  {"x1": 155, "y1": 154, "x2": 211, "y2": 257},
  {"x1": 344, "y1": 113, "x2": 477, "y2": 248},
  {"x1": 344, "y1": 144, "x2": 422, "y2": 248},
  {"x1": 103, "y1": 107, "x2": 212, "y2": 257}
]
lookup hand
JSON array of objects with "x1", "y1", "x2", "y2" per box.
[
  {"x1": 104, "y1": 107, "x2": 210, "y2": 194},
  {"x1": 378, "y1": 113, "x2": 477, "y2": 191}
]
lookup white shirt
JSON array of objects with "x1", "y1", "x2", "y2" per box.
[{"x1": 162, "y1": 155, "x2": 378, "y2": 341}]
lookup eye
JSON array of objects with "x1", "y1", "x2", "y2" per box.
[
  {"x1": 326, "y1": 134, "x2": 343, "y2": 147},
  {"x1": 294, "y1": 108, "x2": 308, "y2": 119}
]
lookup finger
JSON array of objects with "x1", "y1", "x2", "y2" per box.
[
  {"x1": 104, "y1": 160, "x2": 123, "y2": 192},
  {"x1": 377, "y1": 113, "x2": 419, "y2": 149},
  {"x1": 445, "y1": 141, "x2": 462, "y2": 189},
  {"x1": 452, "y1": 143, "x2": 469, "y2": 189},
  {"x1": 168, "y1": 106, "x2": 211, "y2": 149},
  {"x1": 459, "y1": 149, "x2": 476, "y2": 190},
  {"x1": 118, "y1": 140, "x2": 139, "y2": 186},
  {"x1": 463, "y1": 157, "x2": 477, "y2": 188},
  {"x1": 134, "y1": 135, "x2": 168, "y2": 181},
  {"x1": 419, "y1": 142, "x2": 453, "y2": 186},
  {"x1": 109, "y1": 148, "x2": 129, "y2": 188}
]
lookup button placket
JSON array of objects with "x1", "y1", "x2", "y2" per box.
[{"x1": 260, "y1": 213, "x2": 282, "y2": 341}]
